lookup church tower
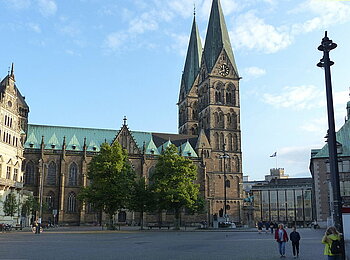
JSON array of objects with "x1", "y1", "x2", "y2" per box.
[
  {"x1": 178, "y1": 13, "x2": 202, "y2": 135},
  {"x1": 197, "y1": 0, "x2": 242, "y2": 222}
]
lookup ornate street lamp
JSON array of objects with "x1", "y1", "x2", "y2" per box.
[{"x1": 317, "y1": 31, "x2": 345, "y2": 259}]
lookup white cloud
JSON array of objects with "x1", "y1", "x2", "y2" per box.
[
  {"x1": 169, "y1": 33, "x2": 189, "y2": 56},
  {"x1": 27, "y1": 23, "x2": 41, "y2": 33},
  {"x1": 128, "y1": 12, "x2": 158, "y2": 34},
  {"x1": 291, "y1": 0, "x2": 350, "y2": 34},
  {"x1": 300, "y1": 117, "x2": 327, "y2": 133},
  {"x1": 262, "y1": 85, "x2": 324, "y2": 110},
  {"x1": 104, "y1": 32, "x2": 129, "y2": 51},
  {"x1": 37, "y1": 0, "x2": 57, "y2": 17},
  {"x1": 233, "y1": 12, "x2": 292, "y2": 53},
  {"x1": 244, "y1": 66, "x2": 266, "y2": 78}
]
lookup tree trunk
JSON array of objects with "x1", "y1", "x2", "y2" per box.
[
  {"x1": 108, "y1": 214, "x2": 114, "y2": 230},
  {"x1": 174, "y1": 208, "x2": 180, "y2": 230},
  {"x1": 140, "y1": 211, "x2": 144, "y2": 230}
]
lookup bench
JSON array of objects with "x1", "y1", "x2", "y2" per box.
[{"x1": 147, "y1": 223, "x2": 171, "y2": 230}]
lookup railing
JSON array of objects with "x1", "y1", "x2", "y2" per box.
[{"x1": 0, "y1": 178, "x2": 24, "y2": 189}]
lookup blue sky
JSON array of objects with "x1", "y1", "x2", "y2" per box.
[{"x1": 1, "y1": 0, "x2": 350, "y2": 180}]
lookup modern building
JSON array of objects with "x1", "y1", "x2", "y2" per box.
[
  {"x1": 310, "y1": 99, "x2": 350, "y2": 227},
  {"x1": 242, "y1": 170, "x2": 314, "y2": 227},
  {"x1": 0, "y1": 64, "x2": 30, "y2": 225},
  {"x1": 22, "y1": 0, "x2": 244, "y2": 226}
]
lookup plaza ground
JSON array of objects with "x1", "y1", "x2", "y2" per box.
[{"x1": 0, "y1": 227, "x2": 348, "y2": 260}]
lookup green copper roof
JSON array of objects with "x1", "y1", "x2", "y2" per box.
[
  {"x1": 158, "y1": 140, "x2": 172, "y2": 154},
  {"x1": 203, "y1": 0, "x2": 238, "y2": 76},
  {"x1": 181, "y1": 16, "x2": 202, "y2": 93},
  {"x1": 312, "y1": 119, "x2": 350, "y2": 158},
  {"x1": 179, "y1": 140, "x2": 198, "y2": 157},
  {"x1": 25, "y1": 124, "x2": 118, "y2": 152},
  {"x1": 145, "y1": 137, "x2": 160, "y2": 155},
  {"x1": 25, "y1": 124, "x2": 198, "y2": 157}
]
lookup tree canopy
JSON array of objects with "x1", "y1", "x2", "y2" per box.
[
  {"x1": 3, "y1": 192, "x2": 18, "y2": 217},
  {"x1": 150, "y1": 144, "x2": 200, "y2": 229},
  {"x1": 79, "y1": 142, "x2": 135, "y2": 227}
]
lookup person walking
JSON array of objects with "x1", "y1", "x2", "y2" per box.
[
  {"x1": 290, "y1": 227, "x2": 301, "y2": 258},
  {"x1": 257, "y1": 221, "x2": 263, "y2": 234},
  {"x1": 322, "y1": 226, "x2": 342, "y2": 260},
  {"x1": 275, "y1": 223, "x2": 288, "y2": 258}
]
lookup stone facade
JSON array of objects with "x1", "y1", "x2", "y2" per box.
[
  {"x1": 0, "y1": 64, "x2": 30, "y2": 225},
  {"x1": 22, "y1": 0, "x2": 244, "y2": 226}
]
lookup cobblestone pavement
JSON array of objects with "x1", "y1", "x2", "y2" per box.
[{"x1": 0, "y1": 227, "x2": 347, "y2": 260}]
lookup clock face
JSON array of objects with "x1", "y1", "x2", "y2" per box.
[{"x1": 219, "y1": 64, "x2": 230, "y2": 76}]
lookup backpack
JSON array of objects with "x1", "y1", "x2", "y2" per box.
[{"x1": 330, "y1": 239, "x2": 343, "y2": 255}]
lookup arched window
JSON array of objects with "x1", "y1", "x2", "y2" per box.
[
  {"x1": 214, "y1": 112, "x2": 219, "y2": 126},
  {"x1": 234, "y1": 134, "x2": 238, "y2": 151},
  {"x1": 214, "y1": 132, "x2": 219, "y2": 150},
  {"x1": 47, "y1": 162, "x2": 56, "y2": 185},
  {"x1": 192, "y1": 102, "x2": 198, "y2": 120},
  {"x1": 219, "y1": 112, "x2": 224, "y2": 128},
  {"x1": 228, "y1": 134, "x2": 233, "y2": 151},
  {"x1": 25, "y1": 161, "x2": 35, "y2": 185},
  {"x1": 46, "y1": 191, "x2": 55, "y2": 211},
  {"x1": 67, "y1": 192, "x2": 76, "y2": 213},
  {"x1": 148, "y1": 166, "x2": 155, "y2": 185},
  {"x1": 68, "y1": 163, "x2": 78, "y2": 186},
  {"x1": 235, "y1": 176, "x2": 240, "y2": 197},
  {"x1": 220, "y1": 133, "x2": 224, "y2": 151}
]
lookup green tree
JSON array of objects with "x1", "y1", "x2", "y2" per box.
[
  {"x1": 151, "y1": 144, "x2": 200, "y2": 229},
  {"x1": 21, "y1": 195, "x2": 40, "y2": 217},
  {"x1": 128, "y1": 177, "x2": 153, "y2": 230},
  {"x1": 79, "y1": 142, "x2": 135, "y2": 229},
  {"x1": 3, "y1": 192, "x2": 18, "y2": 217}
]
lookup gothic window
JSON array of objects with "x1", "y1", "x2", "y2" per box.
[
  {"x1": 214, "y1": 132, "x2": 219, "y2": 150},
  {"x1": 235, "y1": 176, "x2": 240, "y2": 197},
  {"x1": 68, "y1": 162, "x2": 78, "y2": 186},
  {"x1": 226, "y1": 158, "x2": 231, "y2": 172},
  {"x1": 192, "y1": 102, "x2": 198, "y2": 120},
  {"x1": 148, "y1": 166, "x2": 155, "y2": 185},
  {"x1": 232, "y1": 85, "x2": 236, "y2": 106},
  {"x1": 220, "y1": 133, "x2": 224, "y2": 151},
  {"x1": 236, "y1": 157, "x2": 240, "y2": 172},
  {"x1": 46, "y1": 191, "x2": 55, "y2": 211},
  {"x1": 191, "y1": 124, "x2": 198, "y2": 135},
  {"x1": 214, "y1": 112, "x2": 219, "y2": 126},
  {"x1": 225, "y1": 179, "x2": 231, "y2": 188},
  {"x1": 234, "y1": 134, "x2": 238, "y2": 151},
  {"x1": 219, "y1": 111, "x2": 224, "y2": 128},
  {"x1": 228, "y1": 134, "x2": 233, "y2": 151},
  {"x1": 67, "y1": 192, "x2": 77, "y2": 213},
  {"x1": 47, "y1": 162, "x2": 57, "y2": 185},
  {"x1": 25, "y1": 161, "x2": 35, "y2": 185}
]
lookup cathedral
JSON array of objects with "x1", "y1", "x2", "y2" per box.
[{"x1": 13, "y1": 0, "x2": 243, "y2": 225}]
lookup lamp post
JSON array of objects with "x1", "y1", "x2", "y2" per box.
[
  {"x1": 219, "y1": 144, "x2": 229, "y2": 219},
  {"x1": 37, "y1": 159, "x2": 46, "y2": 234},
  {"x1": 317, "y1": 31, "x2": 345, "y2": 259}
]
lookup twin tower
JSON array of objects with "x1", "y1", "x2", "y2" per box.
[{"x1": 178, "y1": 0, "x2": 242, "y2": 220}]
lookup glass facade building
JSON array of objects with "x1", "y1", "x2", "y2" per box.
[{"x1": 252, "y1": 178, "x2": 313, "y2": 226}]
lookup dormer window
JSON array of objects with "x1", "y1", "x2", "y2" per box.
[
  {"x1": 29, "y1": 143, "x2": 34, "y2": 148},
  {"x1": 72, "y1": 145, "x2": 76, "y2": 150},
  {"x1": 187, "y1": 152, "x2": 192, "y2": 157},
  {"x1": 51, "y1": 144, "x2": 56, "y2": 149},
  {"x1": 150, "y1": 149, "x2": 154, "y2": 155},
  {"x1": 92, "y1": 146, "x2": 97, "y2": 151}
]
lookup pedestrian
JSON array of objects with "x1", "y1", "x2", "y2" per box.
[
  {"x1": 265, "y1": 221, "x2": 269, "y2": 234},
  {"x1": 270, "y1": 221, "x2": 274, "y2": 234},
  {"x1": 257, "y1": 221, "x2": 263, "y2": 234},
  {"x1": 290, "y1": 226, "x2": 301, "y2": 258},
  {"x1": 275, "y1": 223, "x2": 288, "y2": 258},
  {"x1": 321, "y1": 226, "x2": 342, "y2": 260}
]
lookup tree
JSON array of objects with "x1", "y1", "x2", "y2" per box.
[
  {"x1": 21, "y1": 195, "x2": 40, "y2": 217},
  {"x1": 151, "y1": 144, "x2": 200, "y2": 229},
  {"x1": 3, "y1": 192, "x2": 18, "y2": 217},
  {"x1": 79, "y1": 142, "x2": 135, "y2": 229},
  {"x1": 128, "y1": 177, "x2": 153, "y2": 230}
]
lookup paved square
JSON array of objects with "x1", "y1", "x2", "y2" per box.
[{"x1": 0, "y1": 227, "x2": 333, "y2": 260}]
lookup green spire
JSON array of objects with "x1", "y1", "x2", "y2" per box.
[
  {"x1": 203, "y1": 0, "x2": 238, "y2": 76},
  {"x1": 181, "y1": 15, "x2": 202, "y2": 93}
]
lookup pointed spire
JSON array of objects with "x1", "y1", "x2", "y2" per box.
[
  {"x1": 203, "y1": 0, "x2": 239, "y2": 76},
  {"x1": 10, "y1": 63, "x2": 15, "y2": 80},
  {"x1": 180, "y1": 13, "x2": 202, "y2": 94}
]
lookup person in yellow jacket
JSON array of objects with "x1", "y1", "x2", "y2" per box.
[{"x1": 321, "y1": 226, "x2": 342, "y2": 260}]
